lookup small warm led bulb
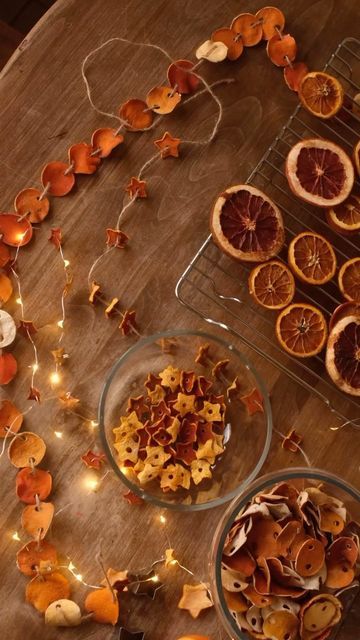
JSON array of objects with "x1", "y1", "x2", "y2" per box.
[
  {"x1": 68, "y1": 561, "x2": 75, "y2": 571},
  {"x1": 57, "y1": 320, "x2": 64, "y2": 329},
  {"x1": 90, "y1": 420, "x2": 99, "y2": 428},
  {"x1": 75, "y1": 573, "x2": 83, "y2": 582},
  {"x1": 12, "y1": 531, "x2": 20, "y2": 541},
  {"x1": 54, "y1": 431, "x2": 63, "y2": 439},
  {"x1": 49, "y1": 371, "x2": 61, "y2": 386},
  {"x1": 16, "y1": 297, "x2": 22, "y2": 305},
  {"x1": 32, "y1": 363, "x2": 39, "y2": 373},
  {"x1": 151, "y1": 575, "x2": 159, "y2": 583},
  {"x1": 159, "y1": 515, "x2": 166, "y2": 524},
  {"x1": 64, "y1": 259, "x2": 70, "y2": 268},
  {"x1": 85, "y1": 478, "x2": 98, "y2": 491}
]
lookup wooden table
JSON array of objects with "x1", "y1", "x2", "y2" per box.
[{"x1": 1, "y1": 1, "x2": 360, "y2": 638}]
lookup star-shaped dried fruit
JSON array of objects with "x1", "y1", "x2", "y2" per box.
[
  {"x1": 114, "y1": 435, "x2": 140, "y2": 464},
  {"x1": 180, "y1": 370, "x2": 196, "y2": 393},
  {"x1": 151, "y1": 400, "x2": 171, "y2": 422},
  {"x1": 179, "y1": 419, "x2": 197, "y2": 444},
  {"x1": 18, "y1": 320, "x2": 37, "y2": 338},
  {"x1": 51, "y1": 348, "x2": 69, "y2": 367},
  {"x1": 178, "y1": 583, "x2": 213, "y2": 618},
  {"x1": 193, "y1": 376, "x2": 212, "y2": 397},
  {"x1": 282, "y1": 429, "x2": 303, "y2": 453},
  {"x1": 240, "y1": 388, "x2": 264, "y2": 416},
  {"x1": 159, "y1": 365, "x2": 181, "y2": 392},
  {"x1": 58, "y1": 392, "x2": 80, "y2": 409},
  {"x1": 175, "y1": 442, "x2": 196, "y2": 465},
  {"x1": 89, "y1": 281, "x2": 101, "y2": 304},
  {"x1": 191, "y1": 459, "x2": 212, "y2": 485},
  {"x1": 123, "y1": 490, "x2": 144, "y2": 505},
  {"x1": 154, "y1": 131, "x2": 181, "y2": 158},
  {"x1": 106, "y1": 228, "x2": 129, "y2": 249},
  {"x1": 145, "y1": 372, "x2": 162, "y2": 392},
  {"x1": 166, "y1": 416, "x2": 181, "y2": 442},
  {"x1": 127, "y1": 395, "x2": 150, "y2": 419},
  {"x1": 196, "y1": 422, "x2": 214, "y2": 444},
  {"x1": 49, "y1": 227, "x2": 62, "y2": 249},
  {"x1": 198, "y1": 401, "x2": 222, "y2": 422},
  {"x1": 28, "y1": 387, "x2": 41, "y2": 402},
  {"x1": 195, "y1": 342, "x2": 210, "y2": 366},
  {"x1": 81, "y1": 449, "x2": 106, "y2": 470},
  {"x1": 145, "y1": 445, "x2": 171, "y2": 467},
  {"x1": 212, "y1": 359, "x2": 230, "y2": 379},
  {"x1": 119, "y1": 310, "x2": 137, "y2": 336},
  {"x1": 125, "y1": 177, "x2": 147, "y2": 199},
  {"x1": 226, "y1": 376, "x2": 242, "y2": 400},
  {"x1": 156, "y1": 336, "x2": 177, "y2": 354},
  {"x1": 173, "y1": 393, "x2": 197, "y2": 417},
  {"x1": 148, "y1": 384, "x2": 166, "y2": 404},
  {"x1": 105, "y1": 297, "x2": 119, "y2": 317}
]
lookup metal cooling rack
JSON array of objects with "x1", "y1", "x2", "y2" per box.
[{"x1": 176, "y1": 38, "x2": 360, "y2": 428}]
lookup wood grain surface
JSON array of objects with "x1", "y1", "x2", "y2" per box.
[{"x1": 1, "y1": 1, "x2": 360, "y2": 639}]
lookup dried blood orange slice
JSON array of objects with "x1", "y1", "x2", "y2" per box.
[
  {"x1": 276, "y1": 303, "x2": 328, "y2": 358},
  {"x1": 288, "y1": 231, "x2": 337, "y2": 285},
  {"x1": 230, "y1": 13, "x2": 262, "y2": 47},
  {"x1": 299, "y1": 72, "x2": 344, "y2": 119},
  {"x1": 326, "y1": 194, "x2": 360, "y2": 234},
  {"x1": 248, "y1": 260, "x2": 295, "y2": 309},
  {"x1": 353, "y1": 139, "x2": 360, "y2": 176},
  {"x1": 267, "y1": 33, "x2": 296, "y2": 67},
  {"x1": 326, "y1": 315, "x2": 360, "y2": 395},
  {"x1": 256, "y1": 6, "x2": 285, "y2": 40},
  {"x1": 211, "y1": 28, "x2": 243, "y2": 61},
  {"x1": 285, "y1": 139, "x2": 354, "y2": 207},
  {"x1": 167, "y1": 60, "x2": 200, "y2": 94},
  {"x1": 338, "y1": 258, "x2": 360, "y2": 302},
  {"x1": 329, "y1": 301, "x2": 360, "y2": 331},
  {"x1": 284, "y1": 62, "x2": 309, "y2": 92},
  {"x1": 14, "y1": 188, "x2": 50, "y2": 223},
  {"x1": 210, "y1": 185, "x2": 285, "y2": 262}
]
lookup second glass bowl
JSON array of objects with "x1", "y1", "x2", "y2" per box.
[{"x1": 99, "y1": 329, "x2": 272, "y2": 511}]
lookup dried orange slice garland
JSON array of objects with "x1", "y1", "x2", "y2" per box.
[{"x1": 221, "y1": 480, "x2": 360, "y2": 640}]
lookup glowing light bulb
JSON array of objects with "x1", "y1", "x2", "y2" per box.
[
  {"x1": 64, "y1": 259, "x2": 70, "y2": 268},
  {"x1": 75, "y1": 573, "x2": 83, "y2": 582},
  {"x1": 90, "y1": 420, "x2": 99, "y2": 428},
  {"x1": 17, "y1": 232, "x2": 26, "y2": 242},
  {"x1": 49, "y1": 371, "x2": 61, "y2": 386},
  {"x1": 54, "y1": 431, "x2": 63, "y2": 439},
  {"x1": 12, "y1": 531, "x2": 20, "y2": 541},
  {"x1": 68, "y1": 561, "x2": 75, "y2": 571},
  {"x1": 159, "y1": 515, "x2": 166, "y2": 524},
  {"x1": 32, "y1": 363, "x2": 39, "y2": 373},
  {"x1": 170, "y1": 560, "x2": 177, "y2": 566},
  {"x1": 16, "y1": 297, "x2": 22, "y2": 305},
  {"x1": 151, "y1": 575, "x2": 159, "y2": 583},
  {"x1": 57, "y1": 320, "x2": 64, "y2": 328},
  {"x1": 85, "y1": 478, "x2": 98, "y2": 491}
]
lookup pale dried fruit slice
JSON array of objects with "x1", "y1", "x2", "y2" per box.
[
  {"x1": 288, "y1": 231, "x2": 337, "y2": 285},
  {"x1": 326, "y1": 194, "x2": 360, "y2": 234},
  {"x1": 211, "y1": 28, "x2": 243, "y2": 61},
  {"x1": 299, "y1": 72, "x2": 344, "y2": 119},
  {"x1": 210, "y1": 185, "x2": 285, "y2": 262},
  {"x1": 338, "y1": 257, "x2": 360, "y2": 302},
  {"x1": 329, "y1": 301, "x2": 360, "y2": 330},
  {"x1": 248, "y1": 260, "x2": 295, "y2": 309},
  {"x1": 195, "y1": 40, "x2": 228, "y2": 62},
  {"x1": 285, "y1": 138, "x2": 354, "y2": 207},
  {"x1": 276, "y1": 303, "x2": 328, "y2": 358},
  {"x1": 326, "y1": 315, "x2": 360, "y2": 396}
]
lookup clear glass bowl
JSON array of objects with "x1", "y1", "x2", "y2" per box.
[
  {"x1": 211, "y1": 468, "x2": 360, "y2": 640},
  {"x1": 98, "y1": 329, "x2": 272, "y2": 511}
]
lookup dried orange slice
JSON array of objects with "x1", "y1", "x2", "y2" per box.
[
  {"x1": 276, "y1": 303, "x2": 328, "y2": 358},
  {"x1": 338, "y1": 257, "x2": 360, "y2": 302},
  {"x1": 210, "y1": 185, "x2": 285, "y2": 262},
  {"x1": 21, "y1": 501, "x2": 55, "y2": 539},
  {"x1": 167, "y1": 60, "x2": 200, "y2": 94},
  {"x1": 14, "y1": 188, "x2": 50, "y2": 223},
  {"x1": 256, "y1": 6, "x2": 285, "y2": 40},
  {"x1": 41, "y1": 162, "x2": 75, "y2": 197},
  {"x1": 285, "y1": 139, "x2": 354, "y2": 207},
  {"x1": 0, "y1": 352, "x2": 17, "y2": 385},
  {"x1": 16, "y1": 467, "x2": 52, "y2": 504},
  {"x1": 0, "y1": 273, "x2": 12, "y2": 303},
  {"x1": 248, "y1": 260, "x2": 295, "y2": 309},
  {"x1": 26, "y1": 572, "x2": 70, "y2": 613},
  {"x1": 17, "y1": 539, "x2": 57, "y2": 576},
  {"x1": 231, "y1": 13, "x2": 262, "y2": 47},
  {"x1": 329, "y1": 301, "x2": 360, "y2": 330},
  {"x1": 326, "y1": 315, "x2": 360, "y2": 395},
  {"x1": 284, "y1": 62, "x2": 309, "y2": 92},
  {"x1": 146, "y1": 86, "x2": 181, "y2": 114},
  {"x1": 68, "y1": 142, "x2": 101, "y2": 174},
  {"x1": 8, "y1": 431, "x2": 46, "y2": 467},
  {"x1": 211, "y1": 28, "x2": 243, "y2": 61},
  {"x1": 326, "y1": 194, "x2": 360, "y2": 234},
  {"x1": 299, "y1": 71, "x2": 344, "y2": 119},
  {"x1": 0, "y1": 399, "x2": 23, "y2": 437},
  {"x1": 267, "y1": 33, "x2": 296, "y2": 67},
  {"x1": 288, "y1": 231, "x2": 337, "y2": 285},
  {"x1": 91, "y1": 128, "x2": 124, "y2": 158},
  {"x1": 119, "y1": 99, "x2": 153, "y2": 131},
  {"x1": 0, "y1": 213, "x2": 33, "y2": 246},
  {"x1": 353, "y1": 139, "x2": 360, "y2": 176}
]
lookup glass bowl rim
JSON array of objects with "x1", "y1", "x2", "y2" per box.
[
  {"x1": 98, "y1": 328, "x2": 273, "y2": 512},
  {"x1": 211, "y1": 466, "x2": 360, "y2": 640}
]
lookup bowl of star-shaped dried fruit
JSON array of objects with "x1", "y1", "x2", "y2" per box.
[
  {"x1": 211, "y1": 468, "x2": 360, "y2": 640},
  {"x1": 98, "y1": 329, "x2": 272, "y2": 509}
]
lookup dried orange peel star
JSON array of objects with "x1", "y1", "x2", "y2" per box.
[
  {"x1": 154, "y1": 132, "x2": 181, "y2": 158},
  {"x1": 178, "y1": 583, "x2": 213, "y2": 618}
]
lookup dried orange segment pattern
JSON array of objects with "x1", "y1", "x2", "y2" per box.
[
  {"x1": 0, "y1": 352, "x2": 17, "y2": 385},
  {"x1": 231, "y1": 13, "x2": 262, "y2": 47},
  {"x1": 21, "y1": 501, "x2": 55, "y2": 539},
  {"x1": 119, "y1": 99, "x2": 153, "y2": 131},
  {"x1": 167, "y1": 59, "x2": 200, "y2": 94},
  {"x1": 326, "y1": 194, "x2": 360, "y2": 234},
  {"x1": 41, "y1": 162, "x2": 75, "y2": 197},
  {"x1": 326, "y1": 315, "x2": 360, "y2": 396},
  {"x1": 284, "y1": 61, "x2": 309, "y2": 92},
  {"x1": 288, "y1": 232, "x2": 337, "y2": 285},
  {"x1": 26, "y1": 572, "x2": 70, "y2": 613},
  {"x1": 267, "y1": 33, "x2": 297, "y2": 67},
  {"x1": 17, "y1": 539, "x2": 57, "y2": 576},
  {"x1": 91, "y1": 128, "x2": 124, "y2": 158},
  {"x1": 338, "y1": 257, "x2": 360, "y2": 302},
  {"x1": 248, "y1": 260, "x2": 295, "y2": 310},
  {"x1": 16, "y1": 467, "x2": 52, "y2": 504},
  {"x1": 299, "y1": 72, "x2": 344, "y2": 119},
  {"x1": 68, "y1": 142, "x2": 101, "y2": 174},
  {"x1": 84, "y1": 587, "x2": 119, "y2": 625},
  {"x1": 8, "y1": 431, "x2": 46, "y2": 468},
  {"x1": 256, "y1": 6, "x2": 285, "y2": 40},
  {"x1": 211, "y1": 28, "x2": 243, "y2": 61},
  {"x1": 0, "y1": 273, "x2": 13, "y2": 303},
  {"x1": 146, "y1": 85, "x2": 181, "y2": 114},
  {"x1": 276, "y1": 303, "x2": 328, "y2": 358},
  {"x1": 14, "y1": 188, "x2": 50, "y2": 223},
  {"x1": 0, "y1": 399, "x2": 23, "y2": 437},
  {"x1": 0, "y1": 213, "x2": 33, "y2": 247}
]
